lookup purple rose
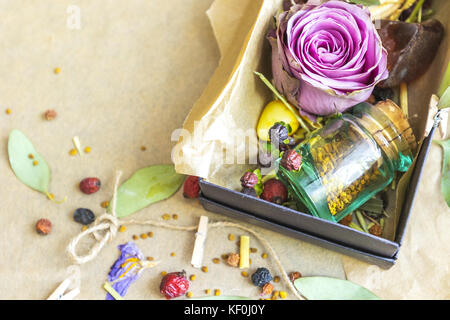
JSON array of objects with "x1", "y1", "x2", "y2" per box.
[{"x1": 268, "y1": 0, "x2": 388, "y2": 117}]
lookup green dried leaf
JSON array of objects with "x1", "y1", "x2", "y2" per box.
[
  {"x1": 294, "y1": 277, "x2": 381, "y2": 300},
  {"x1": 8, "y1": 129, "x2": 51, "y2": 194},
  {"x1": 348, "y1": 0, "x2": 380, "y2": 7},
  {"x1": 434, "y1": 140, "x2": 450, "y2": 207},
  {"x1": 112, "y1": 165, "x2": 185, "y2": 218}
]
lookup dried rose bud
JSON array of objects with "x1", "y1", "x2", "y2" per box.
[
  {"x1": 261, "y1": 282, "x2": 274, "y2": 296},
  {"x1": 289, "y1": 271, "x2": 302, "y2": 282},
  {"x1": 281, "y1": 149, "x2": 302, "y2": 171},
  {"x1": 339, "y1": 214, "x2": 353, "y2": 226},
  {"x1": 240, "y1": 172, "x2": 259, "y2": 188},
  {"x1": 227, "y1": 253, "x2": 240, "y2": 267},
  {"x1": 369, "y1": 224, "x2": 382, "y2": 237},
  {"x1": 36, "y1": 218, "x2": 52, "y2": 235},
  {"x1": 44, "y1": 109, "x2": 57, "y2": 121}
]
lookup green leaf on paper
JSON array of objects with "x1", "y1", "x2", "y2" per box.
[
  {"x1": 434, "y1": 139, "x2": 450, "y2": 207},
  {"x1": 348, "y1": 0, "x2": 380, "y2": 6},
  {"x1": 8, "y1": 129, "x2": 51, "y2": 194},
  {"x1": 294, "y1": 277, "x2": 381, "y2": 300},
  {"x1": 112, "y1": 165, "x2": 185, "y2": 218}
]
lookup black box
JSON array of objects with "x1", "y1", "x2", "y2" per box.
[{"x1": 199, "y1": 127, "x2": 436, "y2": 269}]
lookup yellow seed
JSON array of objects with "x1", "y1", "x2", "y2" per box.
[
  {"x1": 54, "y1": 67, "x2": 61, "y2": 74},
  {"x1": 69, "y1": 149, "x2": 78, "y2": 156},
  {"x1": 140, "y1": 233, "x2": 147, "y2": 239},
  {"x1": 261, "y1": 253, "x2": 268, "y2": 259},
  {"x1": 186, "y1": 292, "x2": 193, "y2": 298},
  {"x1": 118, "y1": 225, "x2": 126, "y2": 233},
  {"x1": 33, "y1": 160, "x2": 39, "y2": 166},
  {"x1": 212, "y1": 258, "x2": 220, "y2": 264},
  {"x1": 132, "y1": 235, "x2": 138, "y2": 240},
  {"x1": 250, "y1": 248, "x2": 257, "y2": 253},
  {"x1": 101, "y1": 201, "x2": 110, "y2": 208},
  {"x1": 28, "y1": 154, "x2": 34, "y2": 159},
  {"x1": 228, "y1": 233, "x2": 235, "y2": 241},
  {"x1": 170, "y1": 252, "x2": 175, "y2": 257},
  {"x1": 214, "y1": 289, "x2": 221, "y2": 296},
  {"x1": 190, "y1": 275, "x2": 196, "y2": 281},
  {"x1": 82, "y1": 226, "x2": 88, "y2": 231},
  {"x1": 241, "y1": 271, "x2": 248, "y2": 277},
  {"x1": 140, "y1": 146, "x2": 147, "y2": 151},
  {"x1": 147, "y1": 231, "x2": 154, "y2": 238},
  {"x1": 201, "y1": 266, "x2": 208, "y2": 273},
  {"x1": 221, "y1": 254, "x2": 229, "y2": 260},
  {"x1": 162, "y1": 214, "x2": 170, "y2": 220},
  {"x1": 48, "y1": 193, "x2": 55, "y2": 200},
  {"x1": 84, "y1": 146, "x2": 91, "y2": 153},
  {"x1": 5, "y1": 108, "x2": 11, "y2": 115},
  {"x1": 272, "y1": 291, "x2": 279, "y2": 298},
  {"x1": 172, "y1": 214, "x2": 178, "y2": 220},
  {"x1": 205, "y1": 289, "x2": 211, "y2": 294},
  {"x1": 273, "y1": 276, "x2": 280, "y2": 283},
  {"x1": 280, "y1": 291, "x2": 287, "y2": 299},
  {"x1": 161, "y1": 271, "x2": 167, "y2": 276},
  {"x1": 147, "y1": 257, "x2": 154, "y2": 261}
]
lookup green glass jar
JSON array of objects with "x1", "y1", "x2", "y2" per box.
[{"x1": 277, "y1": 101, "x2": 417, "y2": 223}]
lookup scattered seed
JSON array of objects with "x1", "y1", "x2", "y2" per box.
[
  {"x1": 249, "y1": 258, "x2": 252, "y2": 265},
  {"x1": 186, "y1": 292, "x2": 193, "y2": 298},
  {"x1": 273, "y1": 276, "x2": 280, "y2": 283},
  {"x1": 36, "y1": 218, "x2": 52, "y2": 235},
  {"x1": 172, "y1": 214, "x2": 178, "y2": 220},
  {"x1": 205, "y1": 289, "x2": 211, "y2": 295},
  {"x1": 32, "y1": 160, "x2": 39, "y2": 166},
  {"x1": 162, "y1": 214, "x2": 170, "y2": 220},
  {"x1": 228, "y1": 233, "x2": 235, "y2": 241},
  {"x1": 161, "y1": 271, "x2": 167, "y2": 276},
  {"x1": 212, "y1": 258, "x2": 220, "y2": 264},
  {"x1": 132, "y1": 235, "x2": 138, "y2": 240},
  {"x1": 272, "y1": 291, "x2": 279, "y2": 300},
  {"x1": 250, "y1": 248, "x2": 257, "y2": 253},
  {"x1": 101, "y1": 201, "x2": 110, "y2": 208},
  {"x1": 140, "y1": 146, "x2": 147, "y2": 151},
  {"x1": 261, "y1": 253, "x2": 268, "y2": 259},
  {"x1": 221, "y1": 254, "x2": 229, "y2": 260},
  {"x1": 5, "y1": 108, "x2": 11, "y2": 115},
  {"x1": 84, "y1": 146, "x2": 91, "y2": 153},
  {"x1": 190, "y1": 275, "x2": 196, "y2": 281},
  {"x1": 44, "y1": 109, "x2": 57, "y2": 120},
  {"x1": 241, "y1": 271, "x2": 249, "y2": 277},
  {"x1": 279, "y1": 291, "x2": 287, "y2": 299},
  {"x1": 170, "y1": 252, "x2": 176, "y2": 257},
  {"x1": 54, "y1": 67, "x2": 61, "y2": 74},
  {"x1": 118, "y1": 226, "x2": 126, "y2": 233},
  {"x1": 81, "y1": 226, "x2": 88, "y2": 232},
  {"x1": 147, "y1": 231, "x2": 154, "y2": 238},
  {"x1": 147, "y1": 257, "x2": 154, "y2": 261},
  {"x1": 140, "y1": 233, "x2": 147, "y2": 239},
  {"x1": 48, "y1": 193, "x2": 55, "y2": 200},
  {"x1": 69, "y1": 148, "x2": 78, "y2": 156},
  {"x1": 201, "y1": 266, "x2": 208, "y2": 273},
  {"x1": 214, "y1": 289, "x2": 221, "y2": 296},
  {"x1": 28, "y1": 154, "x2": 34, "y2": 159}
]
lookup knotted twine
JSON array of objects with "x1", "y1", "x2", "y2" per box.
[{"x1": 66, "y1": 171, "x2": 303, "y2": 300}]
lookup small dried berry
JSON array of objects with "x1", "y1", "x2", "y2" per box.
[
  {"x1": 281, "y1": 149, "x2": 302, "y2": 171},
  {"x1": 227, "y1": 253, "x2": 240, "y2": 267},
  {"x1": 289, "y1": 271, "x2": 302, "y2": 282},
  {"x1": 36, "y1": 218, "x2": 52, "y2": 235},
  {"x1": 369, "y1": 224, "x2": 383, "y2": 237},
  {"x1": 240, "y1": 172, "x2": 258, "y2": 188},
  {"x1": 261, "y1": 179, "x2": 288, "y2": 204},
  {"x1": 79, "y1": 177, "x2": 101, "y2": 195},
  {"x1": 160, "y1": 271, "x2": 189, "y2": 300},
  {"x1": 339, "y1": 213, "x2": 353, "y2": 226},
  {"x1": 183, "y1": 176, "x2": 200, "y2": 199},
  {"x1": 44, "y1": 109, "x2": 57, "y2": 121},
  {"x1": 269, "y1": 123, "x2": 289, "y2": 146},
  {"x1": 261, "y1": 283, "x2": 274, "y2": 296},
  {"x1": 251, "y1": 267, "x2": 273, "y2": 287},
  {"x1": 241, "y1": 187, "x2": 257, "y2": 197},
  {"x1": 73, "y1": 208, "x2": 95, "y2": 225}
]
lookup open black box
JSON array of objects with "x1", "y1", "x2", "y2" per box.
[{"x1": 199, "y1": 126, "x2": 436, "y2": 269}]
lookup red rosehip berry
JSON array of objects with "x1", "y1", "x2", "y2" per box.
[
  {"x1": 281, "y1": 149, "x2": 302, "y2": 171},
  {"x1": 160, "y1": 271, "x2": 189, "y2": 299},
  {"x1": 183, "y1": 176, "x2": 200, "y2": 199},
  {"x1": 79, "y1": 177, "x2": 101, "y2": 194},
  {"x1": 240, "y1": 172, "x2": 259, "y2": 188},
  {"x1": 261, "y1": 179, "x2": 288, "y2": 204}
]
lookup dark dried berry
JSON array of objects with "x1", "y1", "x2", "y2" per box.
[
  {"x1": 281, "y1": 149, "x2": 302, "y2": 171},
  {"x1": 36, "y1": 218, "x2": 52, "y2": 235},
  {"x1": 261, "y1": 179, "x2": 288, "y2": 204},
  {"x1": 183, "y1": 176, "x2": 200, "y2": 199},
  {"x1": 79, "y1": 177, "x2": 101, "y2": 195},
  {"x1": 160, "y1": 271, "x2": 189, "y2": 299},
  {"x1": 268, "y1": 123, "x2": 289, "y2": 146},
  {"x1": 240, "y1": 172, "x2": 259, "y2": 188},
  {"x1": 251, "y1": 267, "x2": 273, "y2": 287},
  {"x1": 73, "y1": 208, "x2": 95, "y2": 225},
  {"x1": 241, "y1": 187, "x2": 257, "y2": 197}
]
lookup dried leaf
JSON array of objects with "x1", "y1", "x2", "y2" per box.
[
  {"x1": 434, "y1": 140, "x2": 450, "y2": 207},
  {"x1": 8, "y1": 129, "x2": 51, "y2": 194},
  {"x1": 112, "y1": 165, "x2": 185, "y2": 218},
  {"x1": 349, "y1": 0, "x2": 380, "y2": 6},
  {"x1": 294, "y1": 276, "x2": 380, "y2": 300}
]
